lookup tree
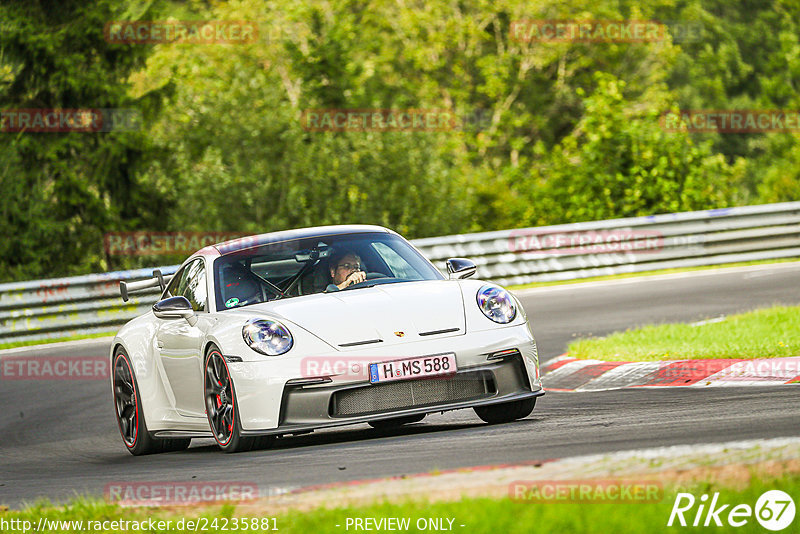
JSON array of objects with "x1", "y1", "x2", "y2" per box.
[
  {"x1": 526, "y1": 73, "x2": 746, "y2": 224},
  {"x1": 0, "y1": 0, "x2": 167, "y2": 280}
]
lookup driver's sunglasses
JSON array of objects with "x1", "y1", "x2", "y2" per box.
[{"x1": 337, "y1": 262, "x2": 361, "y2": 272}]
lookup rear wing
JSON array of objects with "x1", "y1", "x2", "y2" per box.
[{"x1": 119, "y1": 270, "x2": 170, "y2": 302}]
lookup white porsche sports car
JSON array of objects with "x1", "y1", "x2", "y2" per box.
[{"x1": 111, "y1": 225, "x2": 543, "y2": 454}]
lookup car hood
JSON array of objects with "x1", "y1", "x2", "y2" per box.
[{"x1": 247, "y1": 280, "x2": 466, "y2": 348}]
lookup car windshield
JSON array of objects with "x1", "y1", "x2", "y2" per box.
[{"x1": 213, "y1": 232, "x2": 443, "y2": 310}]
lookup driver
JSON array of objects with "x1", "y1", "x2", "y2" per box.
[{"x1": 329, "y1": 249, "x2": 366, "y2": 290}]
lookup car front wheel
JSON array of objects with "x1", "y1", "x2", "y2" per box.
[
  {"x1": 474, "y1": 398, "x2": 536, "y2": 424},
  {"x1": 204, "y1": 345, "x2": 274, "y2": 453}
]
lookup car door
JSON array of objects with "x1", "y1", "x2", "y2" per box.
[{"x1": 155, "y1": 258, "x2": 208, "y2": 418}]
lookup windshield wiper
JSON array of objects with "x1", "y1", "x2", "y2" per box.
[{"x1": 339, "y1": 278, "x2": 409, "y2": 291}]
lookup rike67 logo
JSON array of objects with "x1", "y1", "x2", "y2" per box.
[{"x1": 668, "y1": 490, "x2": 795, "y2": 531}]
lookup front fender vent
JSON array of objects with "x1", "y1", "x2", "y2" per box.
[
  {"x1": 339, "y1": 339, "x2": 383, "y2": 347},
  {"x1": 418, "y1": 327, "x2": 460, "y2": 337}
]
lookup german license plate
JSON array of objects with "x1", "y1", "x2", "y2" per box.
[{"x1": 369, "y1": 353, "x2": 456, "y2": 384}]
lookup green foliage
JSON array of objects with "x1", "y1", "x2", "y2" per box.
[
  {"x1": 1, "y1": 0, "x2": 798, "y2": 281},
  {"x1": 526, "y1": 73, "x2": 746, "y2": 224},
  {"x1": 0, "y1": 0, "x2": 166, "y2": 280}
]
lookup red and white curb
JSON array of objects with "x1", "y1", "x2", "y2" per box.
[{"x1": 542, "y1": 355, "x2": 800, "y2": 391}]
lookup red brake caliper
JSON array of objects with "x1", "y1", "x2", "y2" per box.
[
  {"x1": 217, "y1": 379, "x2": 232, "y2": 433},
  {"x1": 224, "y1": 379, "x2": 232, "y2": 432}
]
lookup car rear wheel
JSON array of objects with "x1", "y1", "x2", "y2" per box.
[
  {"x1": 204, "y1": 346, "x2": 275, "y2": 453},
  {"x1": 113, "y1": 348, "x2": 191, "y2": 455},
  {"x1": 474, "y1": 398, "x2": 536, "y2": 424},
  {"x1": 368, "y1": 414, "x2": 425, "y2": 429}
]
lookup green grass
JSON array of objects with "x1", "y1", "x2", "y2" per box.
[
  {"x1": 568, "y1": 305, "x2": 800, "y2": 361},
  {"x1": 507, "y1": 258, "x2": 800, "y2": 291},
  {"x1": 0, "y1": 332, "x2": 115, "y2": 351},
  {"x1": 1, "y1": 473, "x2": 797, "y2": 533}
]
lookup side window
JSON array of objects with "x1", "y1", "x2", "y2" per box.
[
  {"x1": 164, "y1": 266, "x2": 188, "y2": 298},
  {"x1": 164, "y1": 259, "x2": 207, "y2": 312},
  {"x1": 180, "y1": 259, "x2": 208, "y2": 312}
]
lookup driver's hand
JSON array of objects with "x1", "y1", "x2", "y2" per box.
[{"x1": 339, "y1": 270, "x2": 366, "y2": 289}]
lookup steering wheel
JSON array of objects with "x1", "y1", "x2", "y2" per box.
[{"x1": 344, "y1": 273, "x2": 396, "y2": 290}]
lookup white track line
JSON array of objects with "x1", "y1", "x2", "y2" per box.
[{"x1": 0, "y1": 336, "x2": 115, "y2": 357}]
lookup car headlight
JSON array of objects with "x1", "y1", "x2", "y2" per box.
[
  {"x1": 242, "y1": 318, "x2": 293, "y2": 356},
  {"x1": 476, "y1": 285, "x2": 517, "y2": 324}
]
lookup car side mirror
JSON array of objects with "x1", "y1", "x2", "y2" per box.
[
  {"x1": 446, "y1": 258, "x2": 477, "y2": 280},
  {"x1": 153, "y1": 296, "x2": 197, "y2": 326}
]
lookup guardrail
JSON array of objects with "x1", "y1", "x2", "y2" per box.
[{"x1": 1, "y1": 201, "x2": 799, "y2": 344}]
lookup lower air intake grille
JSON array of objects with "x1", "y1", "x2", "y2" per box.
[{"x1": 331, "y1": 372, "x2": 495, "y2": 417}]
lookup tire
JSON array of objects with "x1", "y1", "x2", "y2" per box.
[
  {"x1": 368, "y1": 414, "x2": 425, "y2": 429},
  {"x1": 473, "y1": 398, "x2": 536, "y2": 425},
  {"x1": 113, "y1": 348, "x2": 191, "y2": 455},
  {"x1": 204, "y1": 345, "x2": 275, "y2": 453}
]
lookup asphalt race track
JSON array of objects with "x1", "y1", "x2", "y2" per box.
[{"x1": 1, "y1": 263, "x2": 799, "y2": 508}]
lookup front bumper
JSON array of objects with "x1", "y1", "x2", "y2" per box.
[
  {"x1": 229, "y1": 322, "x2": 542, "y2": 433},
  {"x1": 241, "y1": 354, "x2": 543, "y2": 436}
]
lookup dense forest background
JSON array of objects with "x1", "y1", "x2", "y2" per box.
[{"x1": 1, "y1": 0, "x2": 798, "y2": 281}]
